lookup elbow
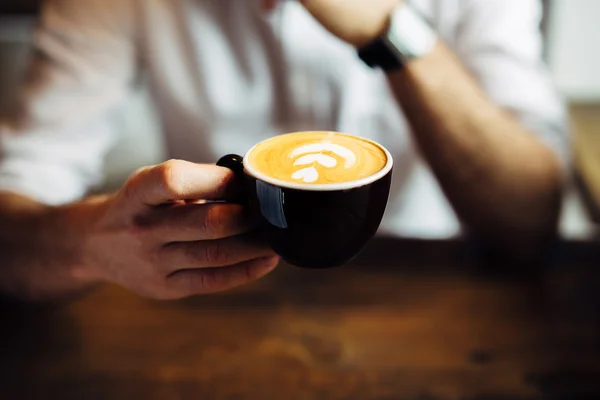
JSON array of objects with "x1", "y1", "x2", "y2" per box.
[
  {"x1": 483, "y1": 186, "x2": 563, "y2": 268},
  {"x1": 470, "y1": 165, "x2": 565, "y2": 268}
]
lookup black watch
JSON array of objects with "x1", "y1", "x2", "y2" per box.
[{"x1": 357, "y1": 2, "x2": 437, "y2": 72}]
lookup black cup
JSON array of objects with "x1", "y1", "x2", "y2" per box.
[{"x1": 217, "y1": 134, "x2": 393, "y2": 269}]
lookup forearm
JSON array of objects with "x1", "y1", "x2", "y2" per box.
[
  {"x1": 388, "y1": 41, "x2": 563, "y2": 254},
  {"x1": 0, "y1": 192, "x2": 102, "y2": 301}
]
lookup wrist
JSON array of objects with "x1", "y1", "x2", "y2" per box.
[
  {"x1": 55, "y1": 195, "x2": 113, "y2": 285},
  {"x1": 0, "y1": 192, "x2": 108, "y2": 301},
  {"x1": 357, "y1": 2, "x2": 438, "y2": 71},
  {"x1": 350, "y1": 9, "x2": 395, "y2": 49}
]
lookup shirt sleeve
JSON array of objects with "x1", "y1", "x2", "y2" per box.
[
  {"x1": 0, "y1": 0, "x2": 138, "y2": 205},
  {"x1": 453, "y1": 0, "x2": 572, "y2": 172}
]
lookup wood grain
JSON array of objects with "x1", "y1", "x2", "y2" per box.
[{"x1": 1, "y1": 239, "x2": 599, "y2": 399}]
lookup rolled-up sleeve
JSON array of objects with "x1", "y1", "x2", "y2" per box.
[
  {"x1": 0, "y1": 0, "x2": 137, "y2": 205},
  {"x1": 454, "y1": 0, "x2": 571, "y2": 172}
]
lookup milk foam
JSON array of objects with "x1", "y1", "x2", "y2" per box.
[
  {"x1": 247, "y1": 132, "x2": 387, "y2": 186},
  {"x1": 289, "y1": 142, "x2": 357, "y2": 183}
]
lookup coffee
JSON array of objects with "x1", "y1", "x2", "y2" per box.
[
  {"x1": 217, "y1": 131, "x2": 393, "y2": 268},
  {"x1": 246, "y1": 131, "x2": 387, "y2": 185}
]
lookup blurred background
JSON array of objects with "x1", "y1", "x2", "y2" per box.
[{"x1": 0, "y1": 0, "x2": 598, "y2": 241}]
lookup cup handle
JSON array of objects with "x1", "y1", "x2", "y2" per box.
[{"x1": 217, "y1": 154, "x2": 247, "y2": 204}]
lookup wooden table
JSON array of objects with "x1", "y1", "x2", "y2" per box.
[{"x1": 1, "y1": 239, "x2": 599, "y2": 399}]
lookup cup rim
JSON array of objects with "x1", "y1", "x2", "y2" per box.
[{"x1": 242, "y1": 131, "x2": 394, "y2": 191}]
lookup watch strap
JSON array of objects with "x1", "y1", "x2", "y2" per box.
[
  {"x1": 358, "y1": 2, "x2": 437, "y2": 71},
  {"x1": 357, "y1": 38, "x2": 405, "y2": 71}
]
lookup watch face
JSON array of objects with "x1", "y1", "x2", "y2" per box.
[
  {"x1": 386, "y1": 2, "x2": 437, "y2": 61},
  {"x1": 357, "y1": 3, "x2": 436, "y2": 71}
]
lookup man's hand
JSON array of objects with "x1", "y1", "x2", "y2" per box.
[
  {"x1": 77, "y1": 160, "x2": 279, "y2": 300},
  {"x1": 296, "y1": 0, "x2": 400, "y2": 47},
  {"x1": 0, "y1": 160, "x2": 279, "y2": 302}
]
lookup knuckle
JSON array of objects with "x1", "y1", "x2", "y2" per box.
[
  {"x1": 180, "y1": 242, "x2": 199, "y2": 263},
  {"x1": 122, "y1": 166, "x2": 150, "y2": 199},
  {"x1": 189, "y1": 270, "x2": 211, "y2": 292},
  {"x1": 201, "y1": 206, "x2": 224, "y2": 236},
  {"x1": 129, "y1": 214, "x2": 164, "y2": 244},
  {"x1": 132, "y1": 165, "x2": 151, "y2": 178},
  {"x1": 143, "y1": 245, "x2": 163, "y2": 268},
  {"x1": 126, "y1": 223, "x2": 146, "y2": 245},
  {"x1": 128, "y1": 165, "x2": 150, "y2": 183},
  {"x1": 158, "y1": 159, "x2": 186, "y2": 199},
  {"x1": 204, "y1": 241, "x2": 229, "y2": 266}
]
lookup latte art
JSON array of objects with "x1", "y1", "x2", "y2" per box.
[
  {"x1": 247, "y1": 132, "x2": 388, "y2": 185},
  {"x1": 290, "y1": 142, "x2": 358, "y2": 183}
]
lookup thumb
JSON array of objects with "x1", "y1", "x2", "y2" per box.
[{"x1": 123, "y1": 160, "x2": 238, "y2": 210}]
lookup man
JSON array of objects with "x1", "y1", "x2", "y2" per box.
[{"x1": 0, "y1": 0, "x2": 569, "y2": 301}]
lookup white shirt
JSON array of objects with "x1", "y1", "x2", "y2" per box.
[{"x1": 0, "y1": 0, "x2": 569, "y2": 239}]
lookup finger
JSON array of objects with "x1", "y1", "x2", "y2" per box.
[
  {"x1": 135, "y1": 203, "x2": 258, "y2": 242},
  {"x1": 126, "y1": 160, "x2": 238, "y2": 208},
  {"x1": 164, "y1": 255, "x2": 280, "y2": 299},
  {"x1": 158, "y1": 233, "x2": 276, "y2": 273}
]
